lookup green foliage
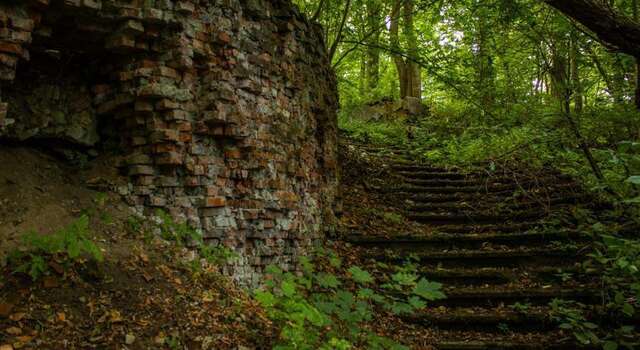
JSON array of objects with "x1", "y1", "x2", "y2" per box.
[
  {"x1": 550, "y1": 299, "x2": 600, "y2": 346},
  {"x1": 339, "y1": 114, "x2": 407, "y2": 146},
  {"x1": 199, "y1": 244, "x2": 239, "y2": 265},
  {"x1": 254, "y1": 249, "x2": 445, "y2": 349},
  {"x1": 155, "y1": 210, "x2": 238, "y2": 272},
  {"x1": 588, "y1": 233, "x2": 640, "y2": 320},
  {"x1": 9, "y1": 215, "x2": 103, "y2": 280},
  {"x1": 156, "y1": 209, "x2": 203, "y2": 246},
  {"x1": 382, "y1": 212, "x2": 404, "y2": 225}
]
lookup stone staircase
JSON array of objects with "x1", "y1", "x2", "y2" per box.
[{"x1": 341, "y1": 143, "x2": 604, "y2": 349}]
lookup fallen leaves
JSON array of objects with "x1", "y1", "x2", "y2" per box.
[
  {"x1": 5, "y1": 327, "x2": 21, "y2": 335},
  {"x1": 0, "y1": 304, "x2": 13, "y2": 318}
]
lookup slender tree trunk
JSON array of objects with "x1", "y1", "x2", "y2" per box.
[
  {"x1": 403, "y1": 0, "x2": 421, "y2": 99},
  {"x1": 634, "y1": 0, "x2": 640, "y2": 110},
  {"x1": 327, "y1": 0, "x2": 351, "y2": 61},
  {"x1": 389, "y1": 0, "x2": 421, "y2": 100},
  {"x1": 612, "y1": 54, "x2": 627, "y2": 104},
  {"x1": 475, "y1": 1, "x2": 494, "y2": 112},
  {"x1": 311, "y1": 0, "x2": 325, "y2": 21},
  {"x1": 366, "y1": 1, "x2": 381, "y2": 90},
  {"x1": 389, "y1": 0, "x2": 407, "y2": 98},
  {"x1": 585, "y1": 44, "x2": 618, "y2": 100},
  {"x1": 570, "y1": 31, "x2": 583, "y2": 114},
  {"x1": 359, "y1": 52, "x2": 366, "y2": 95},
  {"x1": 549, "y1": 39, "x2": 570, "y2": 114}
]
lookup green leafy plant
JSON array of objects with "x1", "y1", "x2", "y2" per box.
[
  {"x1": 254, "y1": 250, "x2": 445, "y2": 349},
  {"x1": 156, "y1": 209, "x2": 202, "y2": 246},
  {"x1": 550, "y1": 299, "x2": 600, "y2": 346},
  {"x1": 9, "y1": 215, "x2": 103, "y2": 280},
  {"x1": 155, "y1": 210, "x2": 238, "y2": 275}
]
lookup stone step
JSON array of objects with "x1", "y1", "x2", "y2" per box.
[
  {"x1": 434, "y1": 286, "x2": 599, "y2": 307},
  {"x1": 405, "y1": 307, "x2": 553, "y2": 330},
  {"x1": 358, "y1": 146, "x2": 407, "y2": 153},
  {"x1": 344, "y1": 231, "x2": 582, "y2": 251},
  {"x1": 396, "y1": 171, "x2": 468, "y2": 180},
  {"x1": 402, "y1": 178, "x2": 487, "y2": 187},
  {"x1": 434, "y1": 340, "x2": 596, "y2": 350},
  {"x1": 391, "y1": 182, "x2": 578, "y2": 195},
  {"x1": 404, "y1": 193, "x2": 519, "y2": 204},
  {"x1": 391, "y1": 164, "x2": 456, "y2": 172},
  {"x1": 401, "y1": 176, "x2": 573, "y2": 187},
  {"x1": 420, "y1": 266, "x2": 589, "y2": 286},
  {"x1": 407, "y1": 196, "x2": 586, "y2": 213},
  {"x1": 367, "y1": 247, "x2": 583, "y2": 268},
  {"x1": 432, "y1": 222, "x2": 544, "y2": 234},
  {"x1": 406, "y1": 211, "x2": 543, "y2": 225}
]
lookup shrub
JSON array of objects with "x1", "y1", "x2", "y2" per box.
[
  {"x1": 254, "y1": 248, "x2": 445, "y2": 349},
  {"x1": 9, "y1": 215, "x2": 103, "y2": 280}
]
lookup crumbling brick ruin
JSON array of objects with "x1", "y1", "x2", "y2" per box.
[{"x1": 0, "y1": 0, "x2": 339, "y2": 284}]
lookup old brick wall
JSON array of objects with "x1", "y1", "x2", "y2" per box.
[{"x1": 0, "y1": 0, "x2": 338, "y2": 284}]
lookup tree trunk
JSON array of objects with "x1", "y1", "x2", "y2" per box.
[
  {"x1": 390, "y1": 0, "x2": 407, "y2": 98},
  {"x1": 570, "y1": 31, "x2": 583, "y2": 114},
  {"x1": 403, "y1": 0, "x2": 421, "y2": 99},
  {"x1": 549, "y1": 40, "x2": 570, "y2": 114},
  {"x1": 359, "y1": 52, "x2": 366, "y2": 95},
  {"x1": 327, "y1": 0, "x2": 351, "y2": 61},
  {"x1": 366, "y1": 0, "x2": 381, "y2": 90},
  {"x1": 585, "y1": 44, "x2": 618, "y2": 101},
  {"x1": 390, "y1": 0, "x2": 421, "y2": 100},
  {"x1": 542, "y1": 0, "x2": 640, "y2": 58},
  {"x1": 475, "y1": 1, "x2": 494, "y2": 112},
  {"x1": 612, "y1": 54, "x2": 627, "y2": 104},
  {"x1": 634, "y1": 0, "x2": 640, "y2": 110}
]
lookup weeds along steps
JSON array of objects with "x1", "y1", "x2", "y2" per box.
[{"x1": 338, "y1": 137, "x2": 638, "y2": 349}]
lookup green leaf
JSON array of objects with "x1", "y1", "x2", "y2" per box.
[
  {"x1": 357, "y1": 288, "x2": 375, "y2": 299},
  {"x1": 347, "y1": 266, "x2": 374, "y2": 284},
  {"x1": 254, "y1": 290, "x2": 276, "y2": 308},
  {"x1": 316, "y1": 273, "x2": 341, "y2": 289},
  {"x1": 388, "y1": 302, "x2": 413, "y2": 315},
  {"x1": 391, "y1": 272, "x2": 418, "y2": 286},
  {"x1": 408, "y1": 296, "x2": 427, "y2": 310},
  {"x1": 603, "y1": 341, "x2": 618, "y2": 350},
  {"x1": 622, "y1": 302, "x2": 635, "y2": 317},
  {"x1": 281, "y1": 280, "x2": 297, "y2": 297},
  {"x1": 413, "y1": 278, "x2": 446, "y2": 301},
  {"x1": 626, "y1": 176, "x2": 640, "y2": 185}
]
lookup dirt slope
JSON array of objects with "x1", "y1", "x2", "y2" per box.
[{"x1": 0, "y1": 146, "x2": 271, "y2": 349}]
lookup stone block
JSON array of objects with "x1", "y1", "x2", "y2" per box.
[
  {"x1": 0, "y1": 42, "x2": 23, "y2": 56},
  {"x1": 155, "y1": 152, "x2": 182, "y2": 165},
  {"x1": 205, "y1": 196, "x2": 226, "y2": 208},
  {"x1": 82, "y1": 0, "x2": 102, "y2": 10},
  {"x1": 129, "y1": 165, "x2": 154, "y2": 176},
  {"x1": 105, "y1": 34, "x2": 136, "y2": 50},
  {"x1": 120, "y1": 20, "x2": 144, "y2": 35}
]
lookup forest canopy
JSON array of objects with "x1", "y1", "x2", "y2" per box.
[{"x1": 293, "y1": 0, "x2": 640, "y2": 198}]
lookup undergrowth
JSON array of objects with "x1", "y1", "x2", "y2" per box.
[
  {"x1": 340, "y1": 101, "x2": 640, "y2": 348},
  {"x1": 8, "y1": 215, "x2": 103, "y2": 281},
  {"x1": 255, "y1": 247, "x2": 445, "y2": 349}
]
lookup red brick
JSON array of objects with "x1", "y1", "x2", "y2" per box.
[
  {"x1": 205, "y1": 196, "x2": 226, "y2": 207},
  {"x1": 0, "y1": 42, "x2": 22, "y2": 56}
]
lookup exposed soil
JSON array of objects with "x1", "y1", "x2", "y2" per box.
[{"x1": 0, "y1": 146, "x2": 272, "y2": 350}]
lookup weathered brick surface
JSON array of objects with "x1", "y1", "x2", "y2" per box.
[{"x1": 0, "y1": 0, "x2": 338, "y2": 285}]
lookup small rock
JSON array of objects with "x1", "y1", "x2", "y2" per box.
[{"x1": 125, "y1": 334, "x2": 135, "y2": 345}]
